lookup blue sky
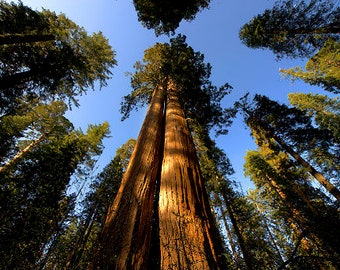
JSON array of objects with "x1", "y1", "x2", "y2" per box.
[{"x1": 20, "y1": 0, "x2": 322, "y2": 191}]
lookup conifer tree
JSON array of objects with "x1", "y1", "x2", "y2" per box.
[
  {"x1": 281, "y1": 40, "x2": 340, "y2": 93},
  {"x1": 0, "y1": 115, "x2": 109, "y2": 269},
  {"x1": 239, "y1": 0, "x2": 340, "y2": 59},
  {"x1": 0, "y1": 1, "x2": 116, "y2": 116},
  {"x1": 244, "y1": 123, "x2": 340, "y2": 269},
  {"x1": 239, "y1": 94, "x2": 340, "y2": 202}
]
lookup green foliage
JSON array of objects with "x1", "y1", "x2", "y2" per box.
[
  {"x1": 0, "y1": 101, "x2": 73, "y2": 168},
  {"x1": 0, "y1": 112, "x2": 109, "y2": 269},
  {"x1": 244, "y1": 145, "x2": 340, "y2": 269},
  {"x1": 0, "y1": 0, "x2": 50, "y2": 35},
  {"x1": 121, "y1": 35, "x2": 233, "y2": 135},
  {"x1": 239, "y1": 0, "x2": 340, "y2": 59},
  {"x1": 0, "y1": 1, "x2": 116, "y2": 116},
  {"x1": 41, "y1": 139, "x2": 134, "y2": 269},
  {"x1": 288, "y1": 93, "x2": 340, "y2": 142},
  {"x1": 281, "y1": 39, "x2": 340, "y2": 93},
  {"x1": 133, "y1": 0, "x2": 210, "y2": 36}
]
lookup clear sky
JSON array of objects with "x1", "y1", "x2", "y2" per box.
[{"x1": 19, "y1": 0, "x2": 322, "y2": 192}]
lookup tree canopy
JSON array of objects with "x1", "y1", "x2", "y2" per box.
[
  {"x1": 239, "y1": 0, "x2": 340, "y2": 59},
  {"x1": 0, "y1": 1, "x2": 116, "y2": 116},
  {"x1": 121, "y1": 35, "x2": 233, "y2": 134},
  {"x1": 281, "y1": 39, "x2": 340, "y2": 93},
  {"x1": 133, "y1": 0, "x2": 210, "y2": 35}
]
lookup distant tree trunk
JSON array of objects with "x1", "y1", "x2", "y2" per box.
[
  {"x1": 222, "y1": 193, "x2": 254, "y2": 270},
  {"x1": 247, "y1": 113, "x2": 340, "y2": 202},
  {"x1": 65, "y1": 205, "x2": 97, "y2": 269},
  {"x1": 265, "y1": 175, "x2": 307, "y2": 227},
  {"x1": 91, "y1": 85, "x2": 166, "y2": 270},
  {"x1": 217, "y1": 197, "x2": 241, "y2": 269},
  {"x1": 0, "y1": 34, "x2": 55, "y2": 45},
  {"x1": 0, "y1": 134, "x2": 45, "y2": 174},
  {"x1": 272, "y1": 133, "x2": 340, "y2": 202},
  {"x1": 158, "y1": 82, "x2": 227, "y2": 269},
  {"x1": 264, "y1": 175, "x2": 315, "y2": 252},
  {"x1": 254, "y1": 202, "x2": 285, "y2": 265}
]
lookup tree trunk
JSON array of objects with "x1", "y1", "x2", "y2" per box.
[
  {"x1": 216, "y1": 195, "x2": 241, "y2": 269},
  {"x1": 271, "y1": 133, "x2": 340, "y2": 202},
  {"x1": 254, "y1": 202, "x2": 285, "y2": 265},
  {"x1": 91, "y1": 85, "x2": 165, "y2": 270},
  {"x1": 0, "y1": 134, "x2": 45, "y2": 174},
  {"x1": 158, "y1": 82, "x2": 227, "y2": 269},
  {"x1": 264, "y1": 175, "x2": 317, "y2": 252},
  {"x1": 0, "y1": 34, "x2": 55, "y2": 45},
  {"x1": 222, "y1": 193, "x2": 254, "y2": 270},
  {"x1": 65, "y1": 205, "x2": 97, "y2": 269}
]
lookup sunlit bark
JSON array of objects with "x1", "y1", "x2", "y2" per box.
[
  {"x1": 92, "y1": 85, "x2": 165, "y2": 269},
  {"x1": 0, "y1": 134, "x2": 45, "y2": 174},
  {"x1": 158, "y1": 82, "x2": 226, "y2": 269}
]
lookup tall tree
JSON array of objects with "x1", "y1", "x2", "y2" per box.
[
  {"x1": 281, "y1": 40, "x2": 340, "y2": 93},
  {"x1": 93, "y1": 35, "x2": 230, "y2": 269},
  {"x1": 43, "y1": 139, "x2": 135, "y2": 270},
  {"x1": 244, "y1": 146, "x2": 340, "y2": 269},
  {"x1": 0, "y1": 118, "x2": 109, "y2": 269},
  {"x1": 238, "y1": 94, "x2": 340, "y2": 202},
  {"x1": 91, "y1": 81, "x2": 166, "y2": 269},
  {"x1": 0, "y1": 2, "x2": 116, "y2": 116},
  {"x1": 133, "y1": 0, "x2": 210, "y2": 36},
  {"x1": 239, "y1": 0, "x2": 340, "y2": 59},
  {"x1": 0, "y1": 101, "x2": 72, "y2": 173}
]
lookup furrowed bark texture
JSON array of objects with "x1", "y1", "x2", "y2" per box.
[
  {"x1": 93, "y1": 86, "x2": 165, "y2": 270},
  {"x1": 158, "y1": 85, "x2": 225, "y2": 270}
]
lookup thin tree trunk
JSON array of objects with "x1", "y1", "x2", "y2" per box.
[
  {"x1": 0, "y1": 34, "x2": 55, "y2": 45},
  {"x1": 272, "y1": 133, "x2": 340, "y2": 202},
  {"x1": 158, "y1": 82, "x2": 227, "y2": 269},
  {"x1": 91, "y1": 85, "x2": 166, "y2": 270},
  {"x1": 264, "y1": 175, "x2": 315, "y2": 253},
  {"x1": 65, "y1": 205, "x2": 97, "y2": 269},
  {"x1": 0, "y1": 134, "x2": 45, "y2": 174},
  {"x1": 253, "y1": 201, "x2": 285, "y2": 265},
  {"x1": 222, "y1": 193, "x2": 254, "y2": 270},
  {"x1": 247, "y1": 112, "x2": 340, "y2": 202},
  {"x1": 216, "y1": 195, "x2": 241, "y2": 269}
]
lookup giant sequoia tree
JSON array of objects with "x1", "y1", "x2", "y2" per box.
[{"x1": 92, "y1": 35, "x2": 230, "y2": 269}]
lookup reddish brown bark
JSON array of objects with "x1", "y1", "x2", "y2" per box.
[
  {"x1": 91, "y1": 85, "x2": 165, "y2": 269},
  {"x1": 158, "y1": 83, "x2": 226, "y2": 269}
]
